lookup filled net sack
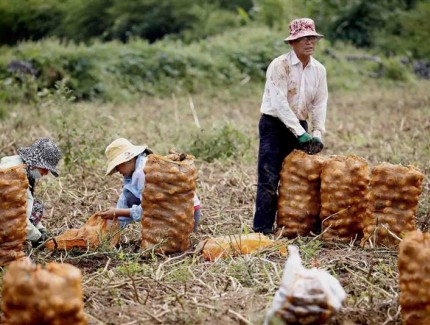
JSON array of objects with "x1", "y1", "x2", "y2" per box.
[
  {"x1": 2, "y1": 259, "x2": 87, "y2": 325},
  {"x1": 320, "y1": 156, "x2": 369, "y2": 242},
  {"x1": 141, "y1": 153, "x2": 197, "y2": 254},
  {"x1": 45, "y1": 214, "x2": 120, "y2": 251},
  {"x1": 196, "y1": 233, "x2": 287, "y2": 261},
  {"x1": 264, "y1": 246, "x2": 346, "y2": 325},
  {"x1": 277, "y1": 150, "x2": 326, "y2": 238},
  {"x1": 361, "y1": 163, "x2": 424, "y2": 247},
  {"x1": 398, "y1": 230, "x2": 430, "y2": 325},
  {"x1": 0, "y1": 164, "x2": 28, "y2": 266}
]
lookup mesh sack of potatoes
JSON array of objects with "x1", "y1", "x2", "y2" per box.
[
  {"x1": 265, "y1": 246, "x2": 346, "y2": 325},
  {"x1": 2, "y1": 259, "x2": 87, "y2": 325},
  {"x1": 271, "y1": 282, "x2": 338, "y2": 325},
  {"x1": 0, "y1": 165, "x2": 28, "y2": 266},
  {"x1": 320, "y1": 156, "x2": 370, "y2": 242},
  {"x1": 277, "y1": 150, "x2": 326, "y2": 238},
  {"x1": 398, "y1": 230, "x2": 430, "y2": 325},
  {"x1": 361, "y1": 163, "x2": 424, "y2": 247},
  {"x1": 45, "y1": 214, "x2": 120, "y2": 251},
  {"x1": 197, "y1": 233, "x2": 287, "y2": 261},
  {"x1": 141, "y1": 153, "x2": 197, "y2": 254}
]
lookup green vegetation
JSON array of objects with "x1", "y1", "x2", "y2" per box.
[
  {"x1": 188, "y1": 124, "x2": 252, "y2": 163},
  {"x1": 0, "y1": 1, "x2": 429, "y2": 324},
  {"x1": 0, "y1": 27, "x2": 423, "y2": 104},
  {"x1": 1, "y1": 0, "x2": 428, "y2": 57},
  {"x1": 0, "y1": 0, "x2": 428, "y2": 105}
]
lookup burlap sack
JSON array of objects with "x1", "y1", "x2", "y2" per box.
[
  {"x1": 277, "y1": 150, "x2": 326, "y2": 237},
  {"x1": 320, "y1": 156, "x2": 370, "y2": 242},
  {"x1": 361, "y1": 163, "x2": 424, "y2": 247},
  {"x1": 0, "y1": 164, "x2": 28, "y2": 266},
  {"x1": 2, "y1": 259, "x2": 86, "y2": 324},
  {"x1": 141, "y1": 154, "x2": 197, "y2": 254}
]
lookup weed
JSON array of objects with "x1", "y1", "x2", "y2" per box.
[
  {"x1": 188, "y1": 124, "x2": 251, "y2": 162},
  {"x1": 116, "y1": 262, "x2": 145, "y2": 276}
]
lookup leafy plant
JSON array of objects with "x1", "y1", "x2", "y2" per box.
[
  {"x1": 0, "y1": 0, "x2": 63, "y2": 45},
  {"x1": 384, "y1": 58, "x2": 414, "y2": 82},
  {"x1": 187, "y1": 124, "x2": 251, "y2": 162}
]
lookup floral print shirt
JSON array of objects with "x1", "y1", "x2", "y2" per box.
[{"x1": 260, "y1": 50, "x2": 328, "y2": 139}]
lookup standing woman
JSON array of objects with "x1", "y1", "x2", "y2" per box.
[{"x1": 0, "y1": 138, "x2": 62, "y2": 247}]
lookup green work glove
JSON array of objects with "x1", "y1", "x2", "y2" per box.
[
  {"x1": 297, "y1": 132, "x2": 312, "y2": 145},
  {"x1": 297, "y1": 132, "x2": 313, "y2": 153},
  {"x1": 308, "y1": 137, "x2": 324, "y2": 154}
]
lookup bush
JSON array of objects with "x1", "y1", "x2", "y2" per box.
[
  {"x1": 57, "y1": 0, "x2": 115, "y2": 43},
  {"x1": 373, "y1": 2, "x2": 430, "y2": 60},
  {"x1": 384, "y1": 58, "x2": 414, "y2": 82},
  {"x1": 204, "y1": 27, "x2": 286, "y2": 80},
  {"x1": 0, "y1": 25, "x2": 416, "y2": 104},
  {"x1": 0, "y1": 27, "x2": 283, "y2": 101},
  {"x1": 0, "y1": 0, "x2": 63, "y2": 45},
  {"x1": 179, "y1": 7, "x2": 242, "y2": 43},
  {"x1": 187, "y1": 124, "x2": 251, "y2": 162}
]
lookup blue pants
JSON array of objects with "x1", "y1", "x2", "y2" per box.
[{"x1": 253, "y1": 114, "x2": 308, "y2": 234}]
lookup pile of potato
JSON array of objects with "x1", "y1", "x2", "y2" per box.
[
  {"x1": 320, "y1": 155, "x2": 369, "y2": 242},
  {"x1": 274, "y1": 285, "x2": 337, "y2": 324},
  {"x1": 2, "y1": 259, "x2": 87, "y2": 324},
  {"x1": 277, "y1": 150, "x2": 325, "y2": 237},
  {"x1": 277, "y1": 151, "x2": 424, "y2": 246},
  {"x1": 398, "y1": 230, "x2": 430, "y2": 325},
  {"x1": 141, "y1": 153, "x2": 197, "y2": 254},
  {"x1": 0, "y1": 165, "x2": 28, "y2": 266},
  {"x1": 362, "y1": 163, "x2": 424, "y2": 247}
]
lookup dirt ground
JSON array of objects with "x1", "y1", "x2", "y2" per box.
[{"x1": 0, "y1": 81, "x2": 429, "y2": 324}]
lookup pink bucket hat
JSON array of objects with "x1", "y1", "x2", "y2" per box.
[{"x1": 284, "y1": 18, "x2": 323, "y2": 43}]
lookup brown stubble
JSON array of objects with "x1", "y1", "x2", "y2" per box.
[{"x1": 0, "y1": 80, "x2": 429, "y2": 324}]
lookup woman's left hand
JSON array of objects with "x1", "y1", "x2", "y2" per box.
[{"x1": 96, "y1": 208, "x2": 117, "y2": 220}]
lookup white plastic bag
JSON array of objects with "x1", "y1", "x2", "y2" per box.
[{"x1": 265, "y1": 245, "x2": 346, "y2": 325}]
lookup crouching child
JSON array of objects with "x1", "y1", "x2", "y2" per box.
[{"x1": 97, "y1": 138, "x2": 201, "y2": 232}]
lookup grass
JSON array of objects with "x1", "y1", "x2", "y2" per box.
[{"x1": 0, "y1": 77, "x2": 429, "y2": 324}]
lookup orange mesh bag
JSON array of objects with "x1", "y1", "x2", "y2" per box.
[
  {"x1": 2, "y1": 259, "x2": 87, "y2": 325},
  {"x1": 320, "y1": 156, "x2": 370, "y2": 242},
  {"x1": 398, "y1": 230, "x2": 430, "y2": 325},
  {"x1": 141, "y1": 154, "x2": 197, "y2": 254},
  {"x1": 361, "y1": 163, "x2": 424, "y2": 247},
  {"x1": 0, "y1": 164, "x2": 28, "y2": 266},
  {"x1": 45, "y1": 214, "x2": 120, "y2": 250},
  {"x1": 197, "y1": 233, "x2": 287, "y2": 261},
  {"x1": 277, "y1": 150, "x2": 326, "y2": 238}
]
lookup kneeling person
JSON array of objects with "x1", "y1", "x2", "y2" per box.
[{"x1": 98, "y1": 138, "x2": 201, "y2": 232}]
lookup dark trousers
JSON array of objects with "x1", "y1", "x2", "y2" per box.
[{"x1": 253, "y1": 114, "x2": 308, "y2": 234}]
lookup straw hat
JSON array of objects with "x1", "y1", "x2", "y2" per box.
[
  {"x1": 284, "y1": 18, "x2": 323, "y2": 42},
  {"x1": 105, "y1": 138, "x2": 147, "y2": 176}
]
